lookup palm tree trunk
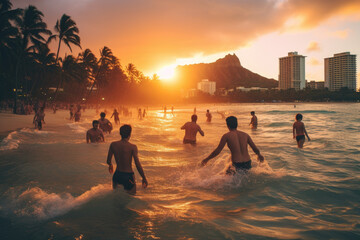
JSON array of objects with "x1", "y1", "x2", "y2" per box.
[{"x1": 52, "y1": 39, "x2": 62, "y2": 101}]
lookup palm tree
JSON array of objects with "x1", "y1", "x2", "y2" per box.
[
  {"x1": 87, "y1": 46, "x2": 118, "y2": 98},
  {"x1": 48, "y1": 14, "x2": 81, "y2": 99},
  {"x1": 13, "y1": 5, "x2": 51, "y2": 113},
  {"x1": 126, "y1": 63, "x2": 139, "y2": 83},
  {"x1": 0, "y1": 0, "x2": 21, "y2": 100}
]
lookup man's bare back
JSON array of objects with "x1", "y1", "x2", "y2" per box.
[
  {"x1": 106, "y1": 125, "x2": 147, "y2": 194},
  {"x1": 181, "y1": 115, "x2": 204, "y2": 144}
]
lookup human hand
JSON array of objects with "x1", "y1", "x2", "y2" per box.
[
  {"x1": 108, "y1": 164, "x2": 113, "y2": 174},
  {"x1": 142, "y1": 178, "x2": 148, "y2": 188},
  {"x1": 201, "y1": 159, "x2": 208, "y2": 167},
  {"x1": 258, "y1": 154, "x2": 264, "y2": 163}
]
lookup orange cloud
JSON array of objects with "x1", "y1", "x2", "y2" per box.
[
  {"x1": 13, "y1": 0, "x2": 360, "y2": 73},
  {"x1": 331, "y1": 29, "x2": 349, "y2": 39},
  {"x1": 309, "y1": 58, "x2": 320, "y2": 66},
  {"x1": 307, "y1": 42, "x2": 320, "y2": 52}
]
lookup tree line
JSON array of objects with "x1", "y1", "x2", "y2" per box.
[{"x1": 0, "y1": 0, "x2": 180, "y2": 112}]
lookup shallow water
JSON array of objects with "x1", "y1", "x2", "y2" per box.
[{"x1": 0, "y1": 103, "x2": 360, "y2": 239}]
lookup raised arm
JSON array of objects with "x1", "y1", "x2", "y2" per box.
[
  {"x1": 248, "y1": 136, "x2": 264, "y2": 162},
  {"x1": 201, "y1": 135, "x2": 227, "y2": 166},
  {"x1": 86, "y1": 131, "x2": 90, "y2": 143},
  {"x1": 133, "y1": 145, "x2": 148, "y2": 188},
  {"x1": 198, "y1": 126, "x2": 204, "y2": 136},
  {"x1": 106, "y1": 144, "x2": 114, "y2": 173}
]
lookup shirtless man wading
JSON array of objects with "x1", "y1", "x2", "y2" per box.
[
  {"x1": 106, "y1": 125, "x2": 148, "y2": 194},
  {"x1": 181, "y1": 114, "x2": 204, "y2": 145},
  {"x1": 201, "y1": 116, "x2": 264, "y2": 173}
]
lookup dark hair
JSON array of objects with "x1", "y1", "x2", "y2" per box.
[
  {"x1": 120, "y1": 124, "x2": 132, "y2": 139},
  {"x1": 296, "y1": 113, "x2": 303, "y2": 120},
  {"x1": 226, "y1": 116, "x2": 238, "y2": 129},
  {"x1": 92, "y1": 120, "x2": 99, "y2": 126},
  {"x1": 100, "y1": 112, "x2": 105, "y2": 117},
  {"x1": 207, "y1": 109, "x2": 209, "y2": 112},
  {"x1": 191, "y1": 114, "x2": 197, "y2": 122},
  {"x1": 251, "y1": 111, "x2": 255, "y2": 115}
]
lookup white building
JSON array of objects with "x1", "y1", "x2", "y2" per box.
[
  {"x1": 197, "y1": 79, "x2": 216, "y2": 95},
  {"x1": 324, "y1": 52, "x2": 357, "y2": 91},
  {"x1": 279, "y1": 52, "x2": 306, "y2": 90}
]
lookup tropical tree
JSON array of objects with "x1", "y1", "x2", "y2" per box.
[
  {"x1": 13, "y1": 5, "x2": 51, "y2": 112},
  {"x1": 0, "y1": 0, "x2": 21, "y2": 100},
  {"x1": 48, "y1": 14, "x2": 81, "y2": 98}
]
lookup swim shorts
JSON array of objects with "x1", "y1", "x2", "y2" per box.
[
  {"x1": 112, "y1": 171, "x2": 135, "y2": 190},
  {"x1": 183, "y1": 139, "x2": 196, "y2": 144},
  {"x1": 296, "y1": 135, "x2": 305, "y2": 142},
  {"x1": 233, "y1": 160, "x2": 252, "y2": 171}
]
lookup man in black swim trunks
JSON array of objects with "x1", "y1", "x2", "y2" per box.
[
  {"x1": 106, "y1": 125, "x2": 148, "y2": 194},
  {"x1": 201, "y1": 116, "x2": 264, "y2": 173}
]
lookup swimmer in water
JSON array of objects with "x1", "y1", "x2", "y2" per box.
[
  {"x1": 293, "y1": 113, "x2": 310, "y2": 148},
  {"x1": 86, "y1": 120, "x2": 105, "y2": 143},
  {"x1": 106, "y1": 125, "x2": 148, "y2": 194},
  {"x1": 98, "y1": 112, "x2": 113, "y2": 134},
  {"x1": 206, "y1": 109, "x2": 212, "y2": 122},
  {"x1": 111, "y1": 109, "x2": 120, "y2": 125},
  {"x1": 249, "y1": 111, "x2": 258, "y2": 129},
  {"x1": 201, "y1": 116, "x2": 264, "y2": 173},
  {"x1": 181, "y1": 114, "x2": 204, "y2": 145}
]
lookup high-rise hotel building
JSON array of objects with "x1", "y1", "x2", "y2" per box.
[
  {"x1": 324, "y1": 52, "x2": 357, "y2": 91},
  {"x1": 279, "y1": 52, "x2": 306, "y2": 90}
]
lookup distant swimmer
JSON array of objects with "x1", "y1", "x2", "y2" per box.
[
  {"x1": 194, "y1": 107, "x2": 196, "y2": 114},
  {"x1": 249, "y1": 111, "x2": 258, "y2": 129},
  {"x1": 293, "y1": 113, "x2": 310, "y2": 148},
  {"x1": 106, "y1": 125, "x2": 148, "y2": 194},
  {"x1": 206, "y1": 109, "x2": 212, "y2": 122},
  {"x1": 143, "y1": 109, "x2": 146, "y2": 118},
  {"x1": 74, "y1": 107, "x2": 81, "y2": 122},
  {"x1": 33, "y1": 107, "x2": 45, "y2": 130},
  {"x1": 111, "y1": 109, "x2": 120, "y2": 125},
  {"x1": 171, "y1": 106, "x2": 174, "y2": 116},
  {"x1": 86, "y1": 120, "x2": 105, "y2": 143},
  {"x1": 201, "y1": 116, "x2": 264, "y2": 173},
  {"x1": 99, "y1": 112, "x2": 113, "y2": 134},
  {"x1": 138, "y1": 108, "x2": 142, "y2": 120},
  {"x1": 181, "y1": 114, "x2": 204, "y2": 145}
]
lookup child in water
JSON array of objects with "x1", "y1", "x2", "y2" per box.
[{"x1": 293, "y1": 113, "x2": 310, "y2": 148}]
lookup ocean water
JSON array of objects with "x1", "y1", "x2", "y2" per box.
[{"x1": 0, "y1": 103, "x2": 359, "y2": 240}]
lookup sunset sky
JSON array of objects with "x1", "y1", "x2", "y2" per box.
[{"x1": 13, "y1": 0, "x2": 360, "y2": 85}]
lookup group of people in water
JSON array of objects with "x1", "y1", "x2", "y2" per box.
[{"x1": 32, "y1": 105, "x2": 311, "y2": 194}]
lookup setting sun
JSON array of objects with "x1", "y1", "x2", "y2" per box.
[{"x1": 157, "y1": 64, "x2": 176, "y2": 81}]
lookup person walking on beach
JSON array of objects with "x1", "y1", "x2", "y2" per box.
[
  {"x1": 99, "y1": 112, "x2": 113, "y2": 134},
  {"x1": 33, "y1": 107, "x2": 45, "y2": 130},
  {"x1": 106, "y1": 125, "x2": 148, "y2": 194},
  {"x1": 111, "y1": 109, "x2": 120, "y2": 125},
  {"x1": 206, "y1": 109, "x2": 212, "y2": 122},
  {"x1": 201, "y1": 116, "x2": 264, "y2": 173},
  {"x1": 293, "y1": 113, "x2": 310, "y2": 148},
  {"x1": 249, "y1": 111, "x2": 258, "y2": 129},
  {"x1": 86, "y1": 120, "x2": 105, "y2": 143},
  {"x1": 181, "y1": 114, "x2": 204, "y2": 145}
]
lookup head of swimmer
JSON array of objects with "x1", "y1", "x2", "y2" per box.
[
  {"x1": 120, "y1": 124, "x2": 132, "y2": 140},
  {"x1": 191, "y1": 114, "x2": 197, "y2": 122},
  {"x1": 92, "y1": 120, "x2": 99, "y2": 129},
  {"x1": 100, "y1": 112, "x2": 106, "y2": 119},
  {"x1": 226, "y1": 116, "x2": 238, "y2": 130}
]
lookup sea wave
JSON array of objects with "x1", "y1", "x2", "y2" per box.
[
  {"x1": 7, "y1": 184, "x2": 111, "y2": 220},
  {"x1": 0, "y1": 130, "x2": 20, "y2": 151}
]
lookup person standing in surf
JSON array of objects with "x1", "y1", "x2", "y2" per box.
[
  {"x1": 249, "y1": 111, "x2": 258, "y2": 129},
  {"x1": 293, "y1": 113, "x2": 310, "y2": 148},
  {"x1": 86, "y1": 120, "x2": 105, "y2": 143},
  {"x1": 106, "y1": 125, "x2": 148, "y2": 194},
  {"x1": 33, "y1": 107, "x2": 45, "y2": 130},
  {"x1": 98, "y1": 112, "x2": 113, "y2": 134},
  {"x1": 181, "y1": 114, "x2": 204, "y2": 145},
  {"x1": 201, "y1": 116, "x2": 264, "y2": 173}
]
